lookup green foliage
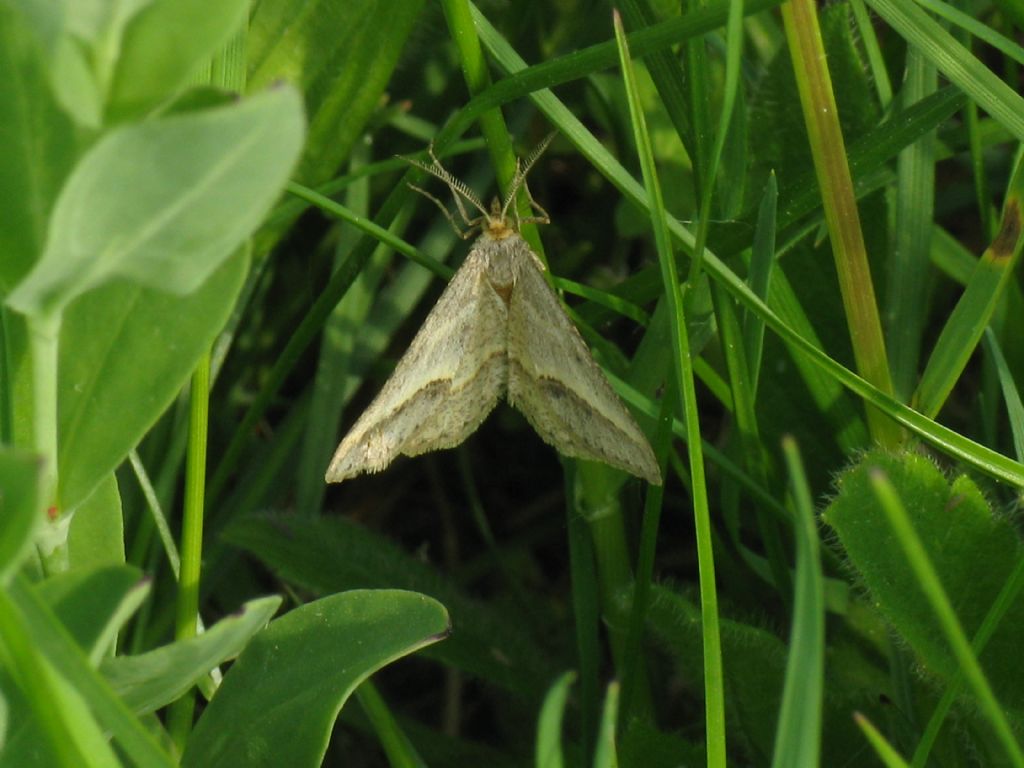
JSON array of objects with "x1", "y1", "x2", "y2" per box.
[
  {"x1": 2, "y1": 0, "x2": 1024, "y2": 765},
  {"x1": 58, "y1": 251, "x2": 249, "y2": 509},
  {"x1": 181, "y1": 591, "x2": 449, "y2": 768},
  {"x1": 224, "y1": 513, "x2": 561, "y2": 698},
  {"x1": 825, "y1": 449, "x2": 1024, "y2": 713}
]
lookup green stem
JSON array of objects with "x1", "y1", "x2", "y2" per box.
[
  {"x1": 26, "y1": 311, "x2": 63, "y2": 573},
  {"x1": 438, "y1": 0, "x2": 547, "y2": 259},
  {"x1": 566, "y1": 466, "x2": 601, "y2": 768},
  {"x1": 167, "y1": 350, "x2": 211, "y2": 749},
  {"x1": 356, "y1": 680, "x2": 426, "y2": 768}
]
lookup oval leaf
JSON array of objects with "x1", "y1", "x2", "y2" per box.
[
  {"x1": 7, "y1": 87, "x2": 304, "y2": 319},
  {"x1": 57, "y1": 249, "x2": 247, "y2": 509},
  {"x1": 182, "y1": 590, "x2": 449, "y2": 768}
]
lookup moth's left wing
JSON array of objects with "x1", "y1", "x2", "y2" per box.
[
  {"x1": 325, "y1": 248, "x2": 507, "y2": 483},
  {"x1": 506, "y1": 251, "x2": 662, "y2": 485}
]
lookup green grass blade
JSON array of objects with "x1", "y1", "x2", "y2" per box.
[
  {"x1": 770, "y1": 438, "x2": 824, "y2": 767},
  {"x1": 915, "y1": 150, "x2": 1024, "y2": 418},
  {"x1": 536, "y1": 672, "x2": 575, "y2": 768},
  {"x1": 780, "y1": 0, "x2": 898, "y2": 444},
  {"x1": 855, "y1": 713, "x2": 912, "y2": 767},
  {"x1": 9, "y1": 575, "x2": 175, "y2": 767},
  {"x1": 983, "y1": 328, "x2": 1024, "y2": 461},
  {"x1": 614, "y1": 12, "x2": 727, "y2": 765},
  {"x1": 593, "y1": 681, "x2": 621, "y2": 768},
  {"x1": 886, "y1": 51, "x2": 936, "y2": 402},
  {"x1": 864, "y1": 0, "x2": 1024, "y2": 142},
  {"x1": 913, "y1": 0, "x2": 1024, "y2": 67},
  {"x1": 744, "y1": 172, "x2": 777, "y2": 395}
]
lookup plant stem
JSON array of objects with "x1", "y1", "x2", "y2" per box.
[
  {"x1": 26, "y1": 311, "x2": 63, "y2": 573},
  {"x1": 168, "y1": 350, "x2": 210, "y2": 749}
]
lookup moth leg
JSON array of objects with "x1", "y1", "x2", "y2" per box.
[
  {"x1": 407, "y1": 182, "x2": 480, "y2": 240},
  {"x1": 405, "y1": 144, "x2": 489, "y2": 229}
]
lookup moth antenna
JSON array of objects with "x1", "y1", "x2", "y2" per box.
[
  {"x1": 404, "y1": 145, "x2": 489, "y2": 228},
  {"x1": 500, "y1": 131, "x2": 557, "y2": 221}
]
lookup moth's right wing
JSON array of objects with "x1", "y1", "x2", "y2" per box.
[
  {"x1": 506, "y1": 251, "x2": 661, "y2": 485},
  {"x1": 325, "y1": 248, "x2": 508, "y2": 483}
]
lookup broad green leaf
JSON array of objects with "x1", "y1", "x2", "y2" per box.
[
  {"x1": 101, "y1": 596, "x2": 280, "y2": 714},
  {"x1": 6, "y1": 87, "x2": 304, "y2": 319},
  {"x1": 63, "y1": 0, "x2": 151, "y2": 46},
  {"x1": 57, "y1": 249, "x2": 247, "y2": 510},
  {"x1": 0, "y1": 3, "x2": 80, "y2": 293},
  {"x1": 0, "y1": 447, "x2": 42, "y2": 584},
  {"x1": 0, "y1": 653, "x2": 120, "y2": 768},
  {"x1": 224, "y1": 514, "x2": 558, "y2": 697},
  {"x1": 35, "y1": 564, "x2": 146, "y2": 663},
  {"x1": 3, "y1": 0, "x2": 104, "y2": 126},
  {"x1": 67, "y1": 473, "x2": 124, "y2": 570},
  {"x1": 823, "y1": 450, "x2": 1024, "y2": 711},
  {"x1": 106, "y1": 0, "x2": 248, "y2": 120},
  {"x1": 248, "y1": 0, "x2": 423, "y2": 186},
  {"x1": 7, "y1": 576, "x2": 175, "y2": 767},
  {"x1": 181, "y1": 590, "x2": 449, "y2": 768}
]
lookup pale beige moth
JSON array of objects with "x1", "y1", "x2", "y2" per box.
[{"x1": 326, "y1": 137, "x2": 661, "y2": 485}]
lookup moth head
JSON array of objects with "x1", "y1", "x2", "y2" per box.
[{"x1": 485, "y1": 198, "x2": 516, "y2": 239}]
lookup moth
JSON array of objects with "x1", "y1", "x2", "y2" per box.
[{"x1": 325, "y1": 135, "x2": 661, "y2": 486}]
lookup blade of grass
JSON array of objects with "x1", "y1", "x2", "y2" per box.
[
  {"x1": 593, "y1": 681, "x2": 621, "y2": 768},
  {"x1": 0, "y1": 586, "x2": 119, "y2": 767},
  {"x1": 886, "y1": 50, "x2": 936, "y2": 402},
  {"x1": 688, "y1": 0, "x2": 744, "y2": 282},
  {"x1": 912, "y1": 0, "x2": 1024, "y2": 67},
  {"x1": 167, "y1": 347, "x2": 209, "y2": 749},
  {"x1": 744, "y1": 172, "x2": 777, "y2": 396},
  {"x1": 296, "y1": 144, "x2": 376, "y2": 515},
  {"x1": 565, "y1": 465, "x2": 601, "y2": 767},
  {"x1": 614, "y1": 12, "x2": 726, "y2": 765},
  {"x1": 865, "y1": 0, "x2": 1024, "y2": 143},
  {"x1": 850, "y1": 0, "x2": 893, "y2": 107},
  {"x1": 620, "y1": 387, "x2": 674, "y2": 725},
  {"x1": 355, "y1": 680, "x2": 428, "y2": 768},
  {"x1": 770, "y1": 438, "x2": 824, "y2": 767},
  {"x1": 915, "y1": 150, "x2": 1024, "y2": 418},
  {"x1": 536, "y1": 671, "x2": 575, "y2": 768},
  {"x1": 615, "y1": 0, "x2": 697, "y2": 190},
  {"x1": 780, "y1": 0, "x2": 899, "y2": 445},
  {"x1": 910, "y1": 548, "x2": 1024, "y2": 766},
  {"x1": 868, "y1": 471, "x2": 1024, "y2": 767},
  {"x1": 714, "y1": 285, "x2": 790, "y2": 596},
  {"x1": 855, "y1": 713, "x2": 912, "y2": 768},
  {"x1": 983, "y1": 328, "x2": 1024, "y2": 461}
]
